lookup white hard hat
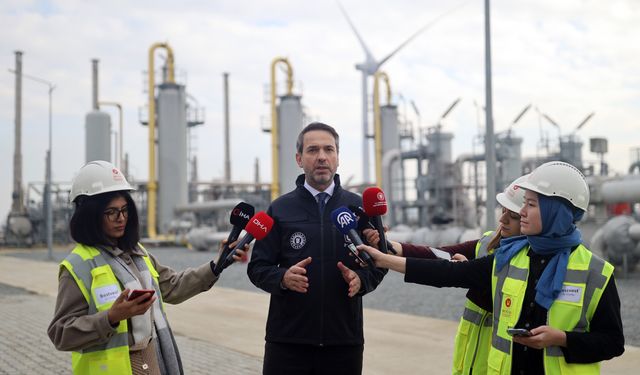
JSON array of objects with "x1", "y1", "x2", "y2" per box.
[
  {"x1": 496, "y1": 174, "x2": 529, "y2": 213},
  {"x1": 516, "y1": 161, "x2": 589, "y2": 211},
  {"x1": 70, "y1": 160, "x2": 134, "y2": 203}
]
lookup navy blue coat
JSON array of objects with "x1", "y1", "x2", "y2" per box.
[{"x1": 248, "y1": 174, "x2": 387, "y2": 346}]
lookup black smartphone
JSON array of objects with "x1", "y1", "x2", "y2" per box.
[{"x1": 506, "y1": 328, "x2": 532, "y2": 337}]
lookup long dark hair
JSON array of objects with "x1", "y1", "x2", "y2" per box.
[
  {"x1": 487, "y1": 231, "x2": 503, "y2": 253},
  {"x1": 70, "y1": 190, "x2": 140, "y2": 251}
]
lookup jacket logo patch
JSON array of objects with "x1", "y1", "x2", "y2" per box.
[
  {"x1": 501, "y1": 296, "x2": 513, "y2": 319},
  {"x1": 290, "y1": 232, "x2": 306, "y2": 250}
]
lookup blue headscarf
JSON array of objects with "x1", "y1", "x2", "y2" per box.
[{"x1": 528, "y1": 195, "x2": 583, "y2": 309}]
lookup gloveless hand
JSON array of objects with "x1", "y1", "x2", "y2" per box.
[{"x1": 107, "y1": 289, "x2": 156, "y2": 325}]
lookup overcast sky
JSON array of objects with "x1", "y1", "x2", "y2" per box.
[{"x1": 1, "y1": 0, "x2": 638, "y2": 222}]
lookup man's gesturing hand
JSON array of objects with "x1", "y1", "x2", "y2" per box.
[
  {"x1": 282, "y1": 257, "x2": 312, "y2": 293},
  {"x1": 337, "y1": 262, "x2": 361, "y2": 297}
]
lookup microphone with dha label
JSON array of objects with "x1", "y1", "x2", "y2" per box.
[
  {"x1": 330, "y1": 206, "x2": 376, "y2": 269},
  {"x1": 348, "y1": 204, "x2": 396, "y2": 255},
  {"x1": 363, "y1": 187, "x2": 390, "y2": 254},
  {"x1": 214, "y1": 202, "x2": 255, "y2": 275},
  {"x1": 220, "y1": 211, "x2": 274, "y2": 271}
]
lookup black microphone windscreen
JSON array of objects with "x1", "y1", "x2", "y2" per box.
[
  {"x1": 229, "y1": 202, "x2": 255, "y2": 227},
  {"x1": 348, "y1": 205, "x2": 374, "y2": 231}
]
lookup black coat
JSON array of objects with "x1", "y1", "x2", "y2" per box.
[{"x1": 248, "y1": 174, "x2": 387, "y2": 346}]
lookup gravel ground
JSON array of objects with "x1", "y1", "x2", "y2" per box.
[{"x1": 7, "y1": 246, "x2": 639, "y2": 346}]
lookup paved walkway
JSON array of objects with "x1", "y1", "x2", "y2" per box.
[
  {"x1": 0, "y1": 285, "x2": 262, "y2": 375},
  {"x1": 0, "y1": 250, "x2": 638, "y2": 374}
]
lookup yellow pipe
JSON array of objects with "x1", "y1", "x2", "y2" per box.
[
  {"x1": 270, "y1": 57, "x2": 294, "y2": 201},
  {"x1": 148, "y1": 42, "x2": 175, "y2": 238},
  {"x1": 373, "y1": 71, "x2": 391, "y2": 187}
]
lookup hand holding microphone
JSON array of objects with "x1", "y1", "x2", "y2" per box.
[
  {"x1": 363, "y1": 187, "x2": 395, "y2": 255},
  {"x1": 219, "y1": 211, "x2": 274, "y2": 271},
  {"x1": 214, "y1": 202, "x2": 255, "y2": 275},
  {"x1": 330, "y1": 206, "x2": 376, "y2": 269}
]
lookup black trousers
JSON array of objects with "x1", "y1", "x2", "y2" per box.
[{"x1": 263, "y1": 342, "x2": 364, "y2": 375}]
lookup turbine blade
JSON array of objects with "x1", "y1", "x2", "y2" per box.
[
  {"x1": 441, "y1": 97, "x2": 462, "y2": 119},
  {"x1": 511, "y1": 104, "x2": 532, "y2": 125},
  {"x1": 337, "y1": 1, "x2": 375, "y2": 61},
  {"x1": 542, "y1": 114, "x2": 560, "y2": 128},
  {"x1": 410, "y1": 100, "x2": 421, "y2": 117},
  {"x1": 575, "y1": 112, "x2": 595, "y2": 132},
  {"x1": 378, "y1": 0, "x2": 471, "y2": 68}
]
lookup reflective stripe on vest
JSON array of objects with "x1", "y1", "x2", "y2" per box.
[
  {"x1": 476, "y1": 231, "x2": 495, "y2": 258},
  {"x1": 61, "y1": 244, "x2": 162, "y2": 375},
  {"x1": 488, "y1": 244, "x2": 613, "y2": 374},
  {"x1": 451, "y1": 231, "x2": 495, "y2": 375}
]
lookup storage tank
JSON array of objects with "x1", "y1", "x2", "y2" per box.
[
  {"x1": 85, "y1": 59, "x2": 111, "y2": 163},
  {"x1": 157, "y1": 82, "x2": 188, "y2": 233},
  {"x1": 380, "y1": 104, "x2": 402, "y2": 217},
  {"x1": 277, "y1": 95, "x2": 303, "y2": 193},
  {"x1": 559, "y1": 135, "x2": 583, "y2": 169},
  {"x1": 426, "y1": 131, "x2": 453, "y2": 162},
  {"x1": 85, "y1": 111, "x2": 111, "y2": 163},
  {"x1": 497, "y1": 135, "x2": 523, "y2": 190}
]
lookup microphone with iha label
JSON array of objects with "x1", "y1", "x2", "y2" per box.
[
  {"x1": 219, "y1": 211, "x2": 274, "y2": 271},
  {"x1": 214, "y1": 202, "x2": 255, "y2": 275}
]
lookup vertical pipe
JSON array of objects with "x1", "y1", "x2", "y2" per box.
[
  {"x1": 484, "y1": 0, "x2": 497, "y2": 230},
  {"x1": 99, "y1": 102, "x2": 123, "y2": 168},
  {"x1": 92, "y1": 59, "x2": 99, "y2": 110},
  {"x1": 46, "y1": 85, "x2": 54, "y2": 260},
  {"x1": 223, "y1": 72, "x2": 231, "y2": 183},
  {"x1": 373, "y1": 71, "x2": 391, "y2": 188},
  {"x1": 148, "y1": 43, "x2": 175, "y2": 238},
  {"x1": 118, "y1": 104, "x2": 123, "y2": 169},
  {"x1": 269, "y1": 57, "x2": 293, "y2": 200},
  {"x1": 254, "y1": 157, "x2": 260, "y2": 185},
  {"x1": 362, "y1": 72, "x2": 370, "y2": 184},
  {"x1": 12, "y1": 51, "x2": 24, "y2": 214}
]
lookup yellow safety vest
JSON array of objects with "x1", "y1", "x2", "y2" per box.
[
  {"x1": 488, "y1": 244, "x2": 613, "y2": 374},
  {"x1": 60, "y1": 244, "x2": 162, "y2": 375},
  {"x1": 452, "y1": 231, "x2": 494, "y2": 375}
]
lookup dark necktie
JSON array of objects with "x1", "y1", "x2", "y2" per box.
[{"x1": 316, "y1": 192, "x2": 329, "y2": 213}]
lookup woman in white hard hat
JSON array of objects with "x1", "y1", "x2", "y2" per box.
[
  {"x1": 48, "y1": 161, "x2": 248, "y2": 375},
  {"x1": 363, "y1": 175, "x2": 528, "y2": 375},
  {"x1": 359, "y1": 161, "x2": 624, "y2": 374}
]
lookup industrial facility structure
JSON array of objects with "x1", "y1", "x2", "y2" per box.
[{"x1": 4, "y1": 43, "x2": 640, "y2": 275}]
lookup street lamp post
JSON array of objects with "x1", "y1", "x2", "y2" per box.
[{"x1": 8, "y1": 68, "x2": 55, "y2": 259}]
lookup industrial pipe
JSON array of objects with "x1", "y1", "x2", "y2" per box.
[
  {"x1": 601, "y1": 177, "x2": 640, "y2": 203},
  {"x1": 99, "y1": 101, "x2": 123, "y2": 169},
  {"x1": 147, "y1": 43, "x2": 175, "y2": 238},
  {"x1": 382, "y1": 148, "x2": 401, "y2": 226},
  {"x1": 12, "y1": 51, "x2": 24, "y2": 214},
  {"x1": 270, "y1": 57, "x2": 293, "y2": 200},
  {"x1": 373, "y1": 71, "x2": 391, "y2": 187}
]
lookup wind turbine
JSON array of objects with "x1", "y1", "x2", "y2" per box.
[{"x1": 338, "y1": 1, "x2": 468, "y2": 184}]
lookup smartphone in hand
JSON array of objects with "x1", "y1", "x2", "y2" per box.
[
  {"x1": 128, "y1": 289, "x2": 155, "y2": 302},
  {"x1": 506, "y1": 328, "x2": 532, "y2": 337}
]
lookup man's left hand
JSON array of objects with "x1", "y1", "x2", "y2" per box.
[
  {"x1": 512, "y1": 325, "x2": 567, "y2": 349},
  {"x1": 337, "y1": 262, "x2": 361, "y2": 298}
]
